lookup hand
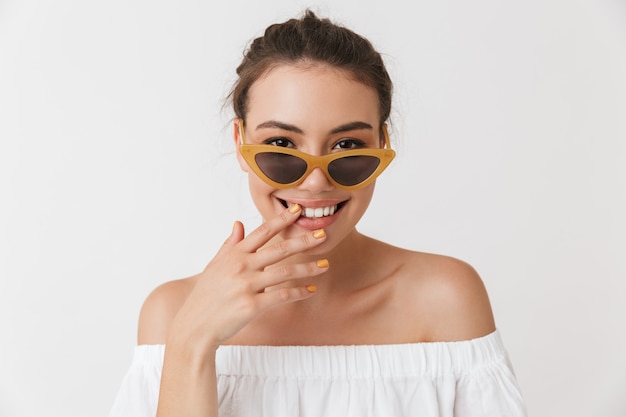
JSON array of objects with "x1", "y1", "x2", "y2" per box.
[{"x1": 167, "y1": 204, "x2": 328, "y2": 350}]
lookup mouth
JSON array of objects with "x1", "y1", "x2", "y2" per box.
[{"x1": 277, "y1": 198, "x2": 347, "y2": 219}]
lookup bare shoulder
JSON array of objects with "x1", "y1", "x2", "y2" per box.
[
  {"x1": 396, "y1": 248, "x2": 496, "y2": 342},
  {"x1": 137, "y1": 276, "x2": 197, "y2": 345}
]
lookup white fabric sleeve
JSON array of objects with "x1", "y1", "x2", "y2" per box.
[
  {"x1": 108, "y1": 345, "x2": 165, "y2": 417},
  {"x1": 453, "y1": 350, "x2": 527, "y2": 416}
]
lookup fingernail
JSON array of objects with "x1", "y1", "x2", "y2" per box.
[
  {"x1": 288, "y1": 203, "x2": 301, "y2": 213},
  {"x1": 306, "y1": 285, "x2": 317, "y2": 293},
  {"x1": 313, "y1": 229, "x2": 326, "y2": 239},
  {"x1": 316, "y1": 259, "x2": 329, "y2": 268},
  {"x1": 232, "y1": 221, "x2": 237, "y2": 233}
]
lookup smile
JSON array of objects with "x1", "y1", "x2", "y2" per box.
[{"x1": 278, "y1": 199, "x2": 347, "y2": 218}]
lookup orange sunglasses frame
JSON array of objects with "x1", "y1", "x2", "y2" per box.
[{"x1": 237, "y1": 119, "x2": 396, "y2": 191}]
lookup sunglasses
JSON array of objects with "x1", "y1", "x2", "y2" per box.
[{"x1": 237, "y1": 120, "x2": 396, "y2": 191}]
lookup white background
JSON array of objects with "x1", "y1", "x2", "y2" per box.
[{"x1": 1, "y1": 0, "x2": 625, "y2": 416}]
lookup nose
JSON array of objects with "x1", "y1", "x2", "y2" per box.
[{"x1": 297, "y1": 166, "x2": 335, "y2": 193}]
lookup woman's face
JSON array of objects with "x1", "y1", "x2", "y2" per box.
[{"x1": 236, "y1": 63, "x2": 382, "y2": 252}]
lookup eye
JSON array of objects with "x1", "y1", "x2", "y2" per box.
[
  {"x1": 333, "y1": 138, "x2": 366, "y2": 150},
  {"x1": 264, "y1": 137, "x2": 295, "y2": 148}
]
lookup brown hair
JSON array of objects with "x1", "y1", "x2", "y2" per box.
[{"x1": 228, "y1": 10, "x2": 393, "y2": 126}]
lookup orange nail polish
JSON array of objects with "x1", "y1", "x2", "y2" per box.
[
  {"x1": 288, "y1": 203, "x2": 301, "y2": 213},
  {"x1": 306, "y1": 285, "x2": 317, "y2": 293},
  {"x1": 316, "y1": 259, "x2": 329, "y2": 268},
  {"x1": 313, "y1": 229, "x2": 326, "y2": 239}
]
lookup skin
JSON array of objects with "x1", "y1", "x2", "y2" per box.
[{"x1": 139, "y1": 63, "x2": 496, "y2": 417}]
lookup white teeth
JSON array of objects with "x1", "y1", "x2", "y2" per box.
[{"x1": 299, "y1": 204, "x2": 339, "y2": 219}]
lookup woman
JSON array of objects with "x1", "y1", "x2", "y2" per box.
[{"x1": 110, "y1": 10, "x2": 527, "y2": 417}]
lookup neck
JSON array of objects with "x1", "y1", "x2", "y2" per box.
[{"x1": 301, "y1": 229, "x2": 382, "y2": 296}]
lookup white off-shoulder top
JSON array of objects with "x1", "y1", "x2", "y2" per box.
[{"x1": 108, "y1": 330, "x2": 527, "y2": 417}]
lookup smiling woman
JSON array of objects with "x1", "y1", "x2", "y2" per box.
[{"x1": 108, "y1": 9, "x2": 527, "y2": 417}]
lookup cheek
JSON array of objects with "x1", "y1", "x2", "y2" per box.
[
  {"x1": 348, "y1": 186, "x2": 375, "y2": 219},
  {"x1": 247, "y1": 172, "x2": 279, "y2": 212},
  {"x1": 348, "y1": 181, "x2": 375, "y2": 205}
]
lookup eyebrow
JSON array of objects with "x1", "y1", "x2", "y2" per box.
[
  {"x1": 255, "y1": 120, "x2": 374, "y2": 135},
  {"x1": 331, "y1": 121, "x2": 374, "y2": 134},
  {"x1": 255, "y1": 120, "x2": 303, "y2": 134}
]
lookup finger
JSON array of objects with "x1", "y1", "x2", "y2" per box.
[
  {"x1": 254, "y1": 284, "x2": 318, "y2": 311},
  {"x1": 231, "y1": 221, "x2": 245, "y2": 242},
  {"x1": 217, "y1": 221, "x2": 245, "y2": 254},
  {"x1": 251, "y1": 228, "x2": 327, "y2": 269},
  {"x1": 256, "y1": 259, "x2": 329, "y2": 292},
  {"x1": 236, "y1": 204, "x2": 302, "y2": 253}
]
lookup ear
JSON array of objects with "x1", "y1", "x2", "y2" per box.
[
  {"x1": 233, "y1": 119, "x2": 249, "y2": 172},
  {"x1": 380, "y1": 123, "x2": 389, "y2": 148}
]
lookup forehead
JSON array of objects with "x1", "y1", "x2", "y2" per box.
[{"x1": 246, "y1": 64, "x2": 380, "y2": 130}]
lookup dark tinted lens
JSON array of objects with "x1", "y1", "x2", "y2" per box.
[
  {"x1": 255, "y1": 152, "x2": 307, "y2": 184},
  {"x1": 328, "y1": 156, "x2": 380, "y2": 186}
]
